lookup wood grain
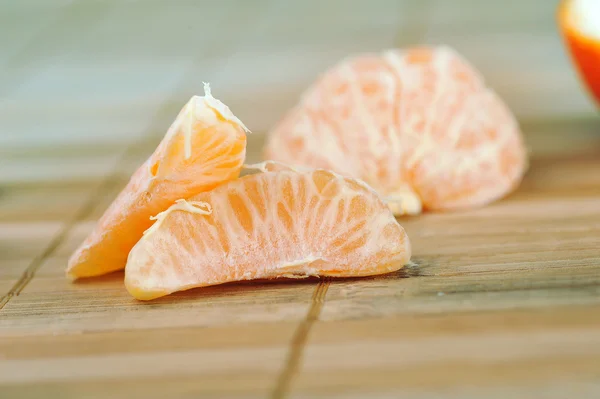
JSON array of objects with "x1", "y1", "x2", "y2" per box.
[
  {"x1": 1, "y1": 0, "x2": 600, "y2": 398},
  {"x1": 0, "y1": 276, "x2": 316, "y2": 335}
]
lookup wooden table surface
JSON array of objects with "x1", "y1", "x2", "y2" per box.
[{"x1": 1, "y1": 0, "x2": 600, "y2": 398}]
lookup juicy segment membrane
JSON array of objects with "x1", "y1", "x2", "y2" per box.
[
  {"x1": 265, "y1": 46, "x2": 528, "y2": 215},
  {"x1": 67, "y1": 84, "x2": 248, "y2": 279},
  {"x1": 125, "y1": 167, "x2": 411, "y2": 300}
]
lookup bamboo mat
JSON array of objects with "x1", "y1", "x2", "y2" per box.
[{"x1": 1, "y1": 0, "x2": 600, "y2": 398}]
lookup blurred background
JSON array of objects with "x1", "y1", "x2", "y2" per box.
[{"x1": 0, "y1": 0, "x2": 597, "y2": 188}]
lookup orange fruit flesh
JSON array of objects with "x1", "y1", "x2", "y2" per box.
[
  {"x1": 67, "y1": 86, "x2": 248, "y2": 279},
  {"x1": 125, "y1": 165, "x2": 411, "y2": 300},
  {"x1": 558, "y1": 0, "x2": 600, "y2": 105},
  {"x1": 264, "y1": 46, "x2": 527, "y2": 215}
]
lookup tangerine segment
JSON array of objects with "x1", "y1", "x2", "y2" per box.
[
  {"x1": 125, "y1": 168, "x2": 411, "y2": 300},
  {"x1": 265, "y1": 46, "x2": 527, "y2": 214},
  {"x1": 558, "y1": 0, "x2": 600, "y2": 105},
  {"x1": 67, "y1": 84, "x2": 248, "y2": 279}
]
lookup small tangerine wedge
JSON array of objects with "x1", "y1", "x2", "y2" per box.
[
  {"x1": 558, "y1": 0, "x2": 600, "y2": 105},
  {"x1": 125, "y1": 162, "x2": 411, "y2": 300},
  {"x1": 265, "y1": 46, "x2": 528, "y2": 215},
  {"x1": 67, "y1": 84, "x2": 249, "y2": 279}
]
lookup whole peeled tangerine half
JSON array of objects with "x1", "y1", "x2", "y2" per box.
[{"x1": 265, "y1": 46, "x2": 528, "y2": 215}]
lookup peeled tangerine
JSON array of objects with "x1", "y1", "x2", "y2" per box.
[
  {"x1": 265, "y1": 46, "x2": 528, "y2": 215},
  {"x1": 67, "y1": 84, "x2": 248, "y2": 279},
  {"x1": 125, "y1": 162, "x2": 411, "y2": 300},
  {"x1": 558, "y1": 0, "x2": 600, "y2": 105}
]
